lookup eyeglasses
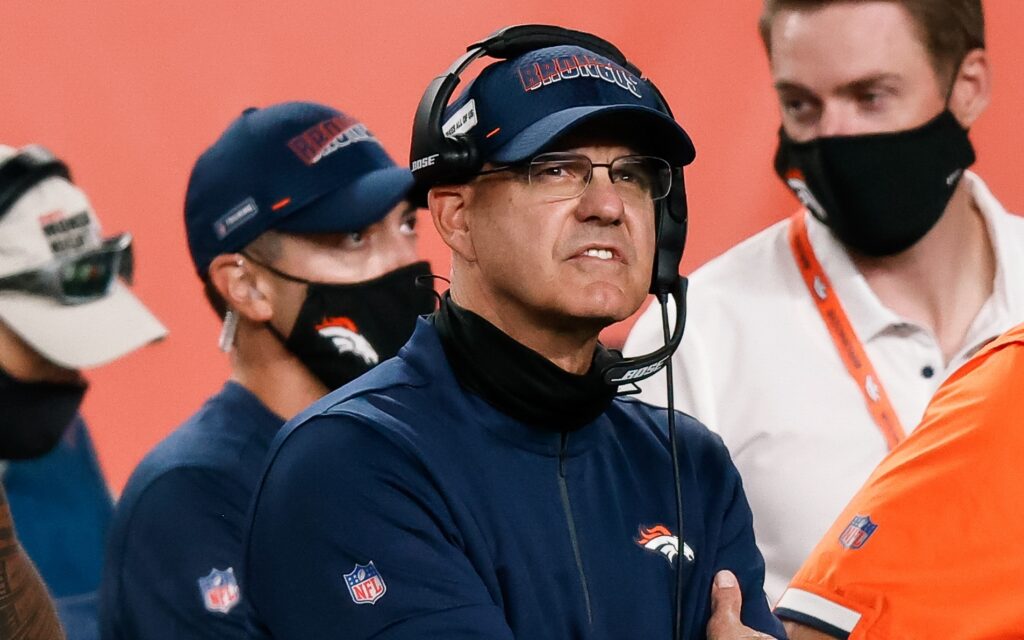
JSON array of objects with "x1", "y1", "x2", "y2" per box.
[
  {"x1": 477, "y1": 152, "x2": 673, "y2": 205},
  {"x1": 0, "y1": 233, "x2": 134, "y2": 305}
]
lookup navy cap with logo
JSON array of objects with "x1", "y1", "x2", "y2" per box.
[
  {"x1": 185, "y1": 101, "x2": 414, "y2": 276},
  {"x1": 440, "y1": 45, "x2": 695, "y2": 170}
]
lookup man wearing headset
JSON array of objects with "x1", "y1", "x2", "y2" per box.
[
  {"x1": 0, "y1": 144, "x2": 168, "y2": 640},
  {"x1": 243, "y1": 29, "x2": 784, "y2": 640},
  {"x1": 627, "y1": 0, "x2": 1024, "y2": 605},
  {"x1": 99, "y1": 102, "x2": 435, "y2": 639}
]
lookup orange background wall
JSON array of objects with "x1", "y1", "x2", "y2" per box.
[{"x1": 2, "y1": 2, "x2": 1022, "y2": 493}]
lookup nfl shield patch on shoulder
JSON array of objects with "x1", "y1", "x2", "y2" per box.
[
  {"x1": 197, "y1": 567, "x2": 241, "y2": 614},
  {"x1": 839, "y1": 515, "x2": 878, "y2": 550},
  {"x1": 344, "y1": 561, "x2": 387, "y2": 605}
]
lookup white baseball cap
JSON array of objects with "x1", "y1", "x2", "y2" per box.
[{"x1": 0, "y1": 145, "x2": 167, "y2": 369}]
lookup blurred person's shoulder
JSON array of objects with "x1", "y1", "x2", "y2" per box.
[
  {"x1": 264, "y1": 320, "x2": 451, "y2": 466},
  {"x1": 117, "y1": 381, "x2": 282, "y2": 512}
]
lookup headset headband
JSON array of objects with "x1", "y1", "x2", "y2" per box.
[{"x1": 0, "y1": 145, "x2": 71, "y2": 220}]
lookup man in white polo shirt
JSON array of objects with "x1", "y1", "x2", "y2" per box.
[{"x1": 625, "y1": 0, "x2": 1024, "y2": 604}]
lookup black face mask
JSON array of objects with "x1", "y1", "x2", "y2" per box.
[
  {"x1": 774, "y1": 109, "x2": 976, "y2": 257},
  {"x1": 259, "y1": 260, "x2": 437, "y2": 391},
  {"x1": 0, "y1": 367, "x2": 86, "y2": 460}
]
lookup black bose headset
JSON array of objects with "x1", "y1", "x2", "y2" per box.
[
  {"x1": 0, "y1": 146, "x2": 71, "y2": 219},
  {"x1": 411, "y1": 25, "x2": 694, "y2": 639}
]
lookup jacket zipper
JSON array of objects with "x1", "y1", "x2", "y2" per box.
[{"x1": 558, "y1": 431, "x2": 593, "y2": 626}]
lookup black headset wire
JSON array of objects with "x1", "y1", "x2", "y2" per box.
[
  {"x1": 660, "y1": 292, "x2": 685, "y2": 640},
  {"x1": 415, "y1": 273, "x2": 450, "y2": 309}
]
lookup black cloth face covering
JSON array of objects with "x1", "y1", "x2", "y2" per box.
[
  {"x1": 253, "y1": 259, "x2": 437, "y2": 391},
  {"x1": 0, "y1": 366, "x2": 86, "y2": 460},
  {"x1": 774, "y1": 109, "x2": 976, "y2": 257}
]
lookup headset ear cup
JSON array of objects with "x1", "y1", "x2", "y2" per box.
[
  {"x1": 442, "y1": 134, "x2": 481, "y2": 181},
  {"x1": 650, "y1": 168, "x2": 688, "y2": 295},
  {"x1": 410, "y1": 133, "x2": 481, "y2": 207},
  {"x1": 413, "y1": 135, "x2": 482, "y2": 208}
]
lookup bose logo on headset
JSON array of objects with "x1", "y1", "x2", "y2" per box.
[
  {"x1": 411, "y1": 154, "x2": 439, "y2": 173},
  {"x1": 610, "y1": 359, "x2": 670, "y2": 384}
]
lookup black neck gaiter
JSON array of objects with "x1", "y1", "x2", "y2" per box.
[
  {"x1": 0, "y1": 367, "x2": 86, "y2": 460},
  {"x1": 431, "y1": 294, "x2": 615, "y2": 432}
]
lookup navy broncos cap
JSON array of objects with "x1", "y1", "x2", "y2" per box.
[
  {"x1": 442, "y1": 44, "x2": 695, "y2": 168},
  {"x1": 185, "y1": 101, "x2": 413, "y2": 277}
]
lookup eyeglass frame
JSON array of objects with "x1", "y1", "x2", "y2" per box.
[
  {"x1": 0, "y1": 232, "x2": 134, "y2": 305},
  {"x1": 475, "y1": 151, "x2": 674, "y2": 203}
]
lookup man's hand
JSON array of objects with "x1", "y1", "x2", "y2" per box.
[{"x1": 706, "y1": 570, "x2": 777, "y2": 640}]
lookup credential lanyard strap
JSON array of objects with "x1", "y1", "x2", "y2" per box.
[{"x1": 788, "y1": 212, "x2": 906, "y2": 451}]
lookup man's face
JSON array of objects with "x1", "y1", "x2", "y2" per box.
[
  {"x1": 463, "y1": 140, "x2": 657, "y2": 333},
  {"x1": 255, "y1": 202, "x2": 420, "y2": 335},
  {"x1": 769, "y1": 1, "x2": 948, "y2": 142}
]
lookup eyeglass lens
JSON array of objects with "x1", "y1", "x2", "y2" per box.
[{"x1": 527, "y1": 153, "x2": 672, "y2": 203}]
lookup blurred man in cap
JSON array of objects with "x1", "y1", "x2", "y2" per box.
[
  {"x1": 0, "y1": 143, "x2": 167, "y2": 640},
  {"x1": 100, "y1": 101, "x2": 434, "y2": 639}
]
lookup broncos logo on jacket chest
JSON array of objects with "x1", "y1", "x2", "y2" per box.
[{"x1": 636, "y1": 525, "x2": 695, "y2": 565}]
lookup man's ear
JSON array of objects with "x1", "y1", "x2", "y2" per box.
[
  {"x1": 429, "y1": 184, "x2": 478, "y2": 263},
  {"x1": 949, "y1": 48, "x2": 991, "y2": 128},
  {"x1": 208, "y1": 253, "x2": 274, "y2": 322}
]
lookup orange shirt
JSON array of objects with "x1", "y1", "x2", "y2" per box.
[{"x1": 775, "y1": 323, "x2": 1024, "y2": 639}]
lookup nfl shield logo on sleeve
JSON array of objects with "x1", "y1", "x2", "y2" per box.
[
  {"x1": 344, "y1": 561, "x2": 387, "y2": 605},
  {"x1": 839, "y1": 515, "x2": 878, "y2": 550},
  {"x1": 197, "y1": 567, "x2": 241, "y2": 614}
]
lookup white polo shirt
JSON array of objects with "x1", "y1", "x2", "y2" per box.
[{"x1": 623, "y1": 172, "x2": 1024, "y2": 603}]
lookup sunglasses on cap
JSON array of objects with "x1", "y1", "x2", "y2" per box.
[{"x1": 0, "y1": 233, "x2": 134, "y2": 305}]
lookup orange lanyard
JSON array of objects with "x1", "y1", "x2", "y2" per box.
[{"x1": 788, "y1": 212, "x2": 907, "y2": 451}]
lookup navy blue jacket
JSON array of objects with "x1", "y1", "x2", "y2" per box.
[
  {"x1": 245, "y1": 320, "x2": 783, "y2": 639},
  {"x1": 100, "y1": 382, "x2": 283, "y2": 639}
]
